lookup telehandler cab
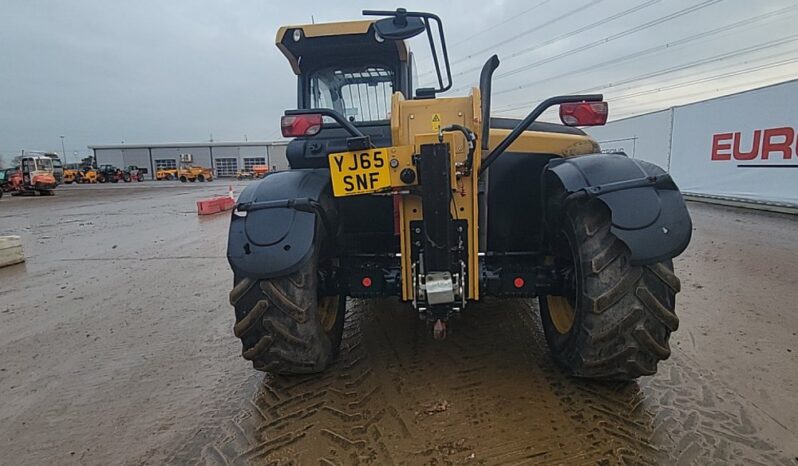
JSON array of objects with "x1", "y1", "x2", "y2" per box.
[{"x1": 228, "y1": 9, "x2": 692, "y2": 380}]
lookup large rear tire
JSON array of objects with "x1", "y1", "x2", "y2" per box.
[
  {"x1": 230, "y1": 249, "x2": 345, "y2": 374},
  {"x1": 540, "y1": 198, "x2": 681, "y2": 380}
]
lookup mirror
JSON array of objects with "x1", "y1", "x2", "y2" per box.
[{"x1": 374, "y1": 16, "x2": 426, "y2": 41}]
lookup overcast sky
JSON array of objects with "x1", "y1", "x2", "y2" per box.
[{"x1": 2, "y1": 0, "x2": 796, "y2": 165}]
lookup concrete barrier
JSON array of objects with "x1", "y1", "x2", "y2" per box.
[
  {"x1": 197, "y1": 196, "x2": 235, "y2": 215},
  {"x1": 0, "y1": 236, "x2": 25, "y2": 268}
]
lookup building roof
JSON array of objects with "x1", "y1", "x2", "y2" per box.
[{"x1": 88, "y1": 140, "x2": 289, "y2": 150}]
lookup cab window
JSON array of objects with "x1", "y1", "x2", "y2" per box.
[
  {"x1": 309, "y1": 66, "x2": 394, "y2": 122},
  {"x1": 36, "y1": 158, "x2": 53, "y2": 171}
]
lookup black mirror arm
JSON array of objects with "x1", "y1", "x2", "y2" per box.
[
  {"x1": 478, "y1": 94, "x2": 603, "y2": 177},
  {"x1": 437, "y1": 17, "x2": 452, "y2": 93},
  {"x1": 364, "y1": 9, "x2": 452, "y2": 95},
  {"x1": 419, "y1": 14, "x2": 451, "y2": 94},
  {"x1": 362, "y1": 9, "x2": 402, "y2": 16},
  {"x1": 424, "y1": 17, "x2": 443, "y2": 91}
]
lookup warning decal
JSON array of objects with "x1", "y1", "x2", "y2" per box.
[{"x1": 431, "y1": 113, "x2": 441, "y2": 132}]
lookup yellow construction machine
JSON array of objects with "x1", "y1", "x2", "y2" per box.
[{"x1": 227, "y1": 9, "x2": 692, "y2": 380}]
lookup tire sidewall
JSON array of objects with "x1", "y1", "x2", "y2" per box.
[{"x1": 314, "y1": 220, "x2": 345, "y2": 364}]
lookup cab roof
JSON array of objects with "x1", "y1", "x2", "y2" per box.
[{"x1": 276, "y1": 19, "x2": 408, "y2": 75}]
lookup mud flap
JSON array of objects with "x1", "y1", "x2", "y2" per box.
[
  {"x1": 227, "y1": 169, "x2": 337, "y2": 279},
  {"x1": 543, "y1": 153, "x2": 692, "y2": 265}
]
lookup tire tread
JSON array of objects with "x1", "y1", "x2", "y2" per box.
[
  {"x1": 541, "y1": 198, "x2": 680, "y2": 380},
  {"x1": 230, "y1": 250, "x2": 344, "y2": 374}
]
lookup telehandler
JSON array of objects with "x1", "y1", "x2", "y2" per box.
[
  {"x1": 175, "y1": 153, "x2": 214, "y2": 182},
  {"x1": 63, "y1": 165, "x2": 81, "y2": 184},
  {"x1": 156, "y1": 168, "x2": 178, "y2": 181},
  {"x1": 227, "y1": 9, "x2": 692, "y2": 380},
  {"x1": 177, "y1": 165, "x2": 213, "y2": 182},
  {"x1": 79, "y1": 167, "x2": 99, "y2": 184}
]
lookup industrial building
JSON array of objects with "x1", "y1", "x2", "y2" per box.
[{"x1": 88, "y1": 140, "x2": 289, "y2": 179}]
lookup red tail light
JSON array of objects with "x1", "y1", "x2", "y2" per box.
[
  {"x1": 559, "y1": 101, "x2": 608, "y2": 126},
  {"x1": 281, "y1": 114, "x2": 323, "y2": 137}
]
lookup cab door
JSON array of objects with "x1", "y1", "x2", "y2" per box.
[{"x1": 21, "y1": 158, "x2": 33, "y2": 186}]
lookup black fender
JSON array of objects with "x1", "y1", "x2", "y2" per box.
[
  {"x1": 543, "y1": 153, "x2": 692, "y2": 265},
  {"x1": 227, "y1": 169, "x2": 337, "y2": 279}
]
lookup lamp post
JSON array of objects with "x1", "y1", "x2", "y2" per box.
[{"x1": 60, "y1": 135, "x2": 66, "y2": 162}]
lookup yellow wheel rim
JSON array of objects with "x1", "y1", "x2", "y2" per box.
[
  {"x1": 319, "y1": 296, "x2": 339, "y2": 332},
  {"x1": 547, "y1": 295, "x2": 575, "y2": 334}
]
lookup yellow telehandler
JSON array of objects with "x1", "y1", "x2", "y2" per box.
[{"x1": 227, "y1": 9, "x2": 692, "y2": 380}]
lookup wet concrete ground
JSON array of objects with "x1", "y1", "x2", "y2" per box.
[{"x1": 0, "y1": 183, "x2": 796, "y2": 465}]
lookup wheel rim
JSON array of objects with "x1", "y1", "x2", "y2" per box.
[
  {"x1": 547, "y1": 295, "x2": 575, "y2": 334},
  {"x1": 548, "y1": 229, "x2": 578, "y2": 335},
  {"x1": 318, "y1": 296, "x2": 339, "y2": 332}
]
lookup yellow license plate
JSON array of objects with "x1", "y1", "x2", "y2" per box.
[{"x1": 328, "y1": 148, "x2": 391, "y2": 197}]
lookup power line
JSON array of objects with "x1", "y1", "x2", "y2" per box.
[
  {"x1": 606, "y1": 70, "x2": 798, "y2": 119},
  {"x1": 419, "y1": 0, "x2": 609, "y2": 78},
  {"x1": 446, "y1": 0, "x2": 662, "y2": 83},
  {"x1": 491, "y1": 4, "x2": 798, "y2": 99},
  {"x1": 450, "y1": 0, "x2": 609, "y2": 67},
  {"x1": 444, "y1": 0, "x2": 724, "y2": 92},
  {"x1": 607, "y1": 57, "x2": 798, "y2": 103},
  {"x1": 417, "y1": 0, "x2": 552, "y2": 72},
  {"x1": 496, "y1": 0, "x2": 722, "y2": 79},
  {"x1": 493, "y1": 33, "x2": 798, "y2": 113},
  {"x1": 571, "y1": 34, "x2": 798, "y2": 94},
  {"x1": 446, "y1": 0, "x2": 552, "y2": 50}
]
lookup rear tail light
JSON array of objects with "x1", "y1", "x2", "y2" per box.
[
  {"x1": 281, "y1": 114, "x2": 323, "y2": 137},
  {"x1": 559, "y1": 101, "x2": 608, "y2": 126}
]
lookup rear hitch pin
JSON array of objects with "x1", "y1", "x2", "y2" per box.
[{"x1": 433, "y1": 319, "x2": 447, "y2": 340}]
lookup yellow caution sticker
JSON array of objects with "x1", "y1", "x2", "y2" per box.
[{"x1": 431, "y1": 113, "x2": 442, "y2": 132}]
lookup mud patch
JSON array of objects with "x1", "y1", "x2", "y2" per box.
[{"x1": 169, "y1": 299, "x2": 793, "y2": 465}]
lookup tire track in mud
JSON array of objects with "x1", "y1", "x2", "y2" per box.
[{"x1": 168, "y1": 299, "x2": 794, "y2": 465}]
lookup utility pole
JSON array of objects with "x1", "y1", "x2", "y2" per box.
[{"x1": 60, "y1": 135, "x2": 66, "y2": 162}]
